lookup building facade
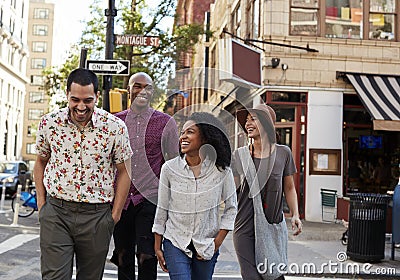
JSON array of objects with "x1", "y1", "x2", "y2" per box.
[
  {"x1": 0, "y1": 0, "x2": 30, "y2": 162},
  {"x1": 187, "y1": 0, "x2": 400, "y2": 221},
  {"x1": 21, "y1": 0, "x2": 54, "y2": 168}
]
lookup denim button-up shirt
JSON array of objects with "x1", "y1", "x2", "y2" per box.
[{"x1": 152, "y1": 156, "x2": 237, "y2": 260}]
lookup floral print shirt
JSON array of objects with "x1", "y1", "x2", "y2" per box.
[{"x1": 35, "y1": 107, "x2": 132, "y2": 203}]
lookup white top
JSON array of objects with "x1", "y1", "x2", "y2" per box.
[{"x1": 152, "y1": 155, "x2": 237, "y2": 260}]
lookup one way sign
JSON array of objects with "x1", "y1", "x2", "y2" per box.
[{"x1": 86, "y1": 60, "x2": 130, "y2": 76}]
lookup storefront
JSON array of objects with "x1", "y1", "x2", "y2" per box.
[{"x1": 340, "y1": 72, "x2": 400, "y2": 195}]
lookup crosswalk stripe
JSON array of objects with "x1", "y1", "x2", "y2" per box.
[{"x1": 0, "y1": 234, "x2": 39, "y2": 254}]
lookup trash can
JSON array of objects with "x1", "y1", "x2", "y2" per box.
[
  {"x1": 392, "y1": 183, "x2": 400, "y2": 260},
  {"x1": 347, "y1": 193, "x2": 391, "y2": 262}
]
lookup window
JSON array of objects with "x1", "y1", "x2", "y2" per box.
[
  {"x1": 32, "y1": 41, "x2": 47, "y2": 52},
  {"x1": 26, "y1": 143, "x2": 36, "y2": 154},
  {"x1": 247, "y1": 0, "x2": 260, "y2": 39},
  {"x1": 31, "y1": 58, "x2": 46, "y2": 69},
  {"x1": 9, "y1": 18, "x2": 15, "y2": 34},
  {"x1": 33, "y1": 25, "x2": 48, "y2": 36},
  {"x1": 369, "y1": 0, "x2": 395, "y2": 40},
  {"x1": 231, "y1": 4, "x2": 241, "y2": 37},
  {"x1": 28, "y1": 109, "x2": 44, "y2": 120},
  {"x1": 31, "y1": 75, "x2": 44, "y2": 85},
  {"x1": 33, "y1": 8, "x2": 49, "y2": 19},
  {"x1": 27, "y1": 125, "x2": 37, "y2": 137},
  {"x1": 29, "y1": 91, "x2": 44, "y2": 103},
  {"x1": 290, "y1": 0, "x2": 398, "y2": 41}
]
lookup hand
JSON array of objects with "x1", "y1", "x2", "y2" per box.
[
  {"x1": 111, "y1": 210, "x2": 121, "y2": 225},
  {"x1": 213, "y1": 238, "x2": 223, "y2": 253},
  {"x1": 37, "y1": 198, "x2": 46, "y2": 212},
  {"x1": 155, "y1": 249, "x2": 168, "y2": 272},
  {"x1": 291, "y1": 215, "x2": 302, "y2": 236}
]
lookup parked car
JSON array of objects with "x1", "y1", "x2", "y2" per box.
[{"x1": 0, "y1": 161, "x2": 32, "y2": 195}]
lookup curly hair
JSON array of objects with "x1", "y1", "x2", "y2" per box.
[{"x1": 180, "y1": 112, "x2": 231, "y2": 170}]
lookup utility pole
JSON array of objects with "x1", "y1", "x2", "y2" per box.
[{"x1": 103, "y1": 0, "x2": 117, "y2": 112}]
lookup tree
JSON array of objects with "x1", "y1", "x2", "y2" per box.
[{"x1": 42, "y1": 0, "x2": 209, "y2": 110}]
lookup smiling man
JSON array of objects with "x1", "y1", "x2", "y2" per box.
[
  {"x1": 34, "y1": 68, "x2": 132, "y2": 280},
  {"x1": 110, "y1": 72, "x2": 179, "y2": 280}
]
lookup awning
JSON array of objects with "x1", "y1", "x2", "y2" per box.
[{"x1": 344, "y1": 73, "x2": 400, "y2": 131}]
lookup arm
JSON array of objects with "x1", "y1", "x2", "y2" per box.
[
  {"x1": 112, "y1": 159, "x2": 131, "y2": 224},
  {"x1": 162, "y1": 118, "x2": 179, "y2": 160},
  {"x1": 214, "y1": 229, "x2": 229, "y2": 252},
  {"x1": 33, "y1": 155, "x2": 50, "y2": 211},
  {"x1": 216, "y1": 169, "x2": 237, "y2": 251},
  {"x1": 283, "y1": 175, "x2": 302, "y2": 235},
  {"x1": 154, "y1": 233, "x2": 168, "y2": 272},
  {"x1": 152, "y1": 166, "x2": 170, "y2": 272}
]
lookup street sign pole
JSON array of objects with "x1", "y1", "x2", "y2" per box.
[{"x1": 103, "y1": 0, "x2": 117, "y2": 112}]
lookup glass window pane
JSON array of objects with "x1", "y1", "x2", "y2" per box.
[
  {"x1": 29, "y1": 92, "x2": 44, "y2": 103},
  {"x1": 369, "y1": 14, "x2": 394, "y2": 40},
  {"x1": 290, "y1": 8, "x2": 318, "y2": 36},
  {"x1": 28, "y1": 109, "x2": 44, "y2": 120},
  {"x1": 370, "y1": 0, "x2": 395, "y2": 13},
  {"x1": 291, "y1": 0, "x2": 318, "y2": 8},
  {"x1": 32, "y1": 41, "x2": 47, "y2": 52},
  {"x1": 325, "y1": 1, "x2": 362, "y2": 39}
]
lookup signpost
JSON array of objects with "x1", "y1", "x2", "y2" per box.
[
  {"x1": 115, "y1": 34, "x2": 160, "y2": 47},
  {"x1": 86, "y1": 60, "x2": 130, "y2": 76}
]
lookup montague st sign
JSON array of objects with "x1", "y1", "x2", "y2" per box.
[{"x1": 115, "y1": 34, "x2": 160, "y2": 47}]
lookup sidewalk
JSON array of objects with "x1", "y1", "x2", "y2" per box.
[{"x1": 214, "y1": 219, "x2": 400, "y2": 279}]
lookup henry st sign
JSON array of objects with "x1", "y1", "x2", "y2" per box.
[
  {"x1": 115, "y1": 34, "x2": 160, "y2": 47},
  {"x1": 86, "y1": 60, "x2": 130, "y2": 76}
]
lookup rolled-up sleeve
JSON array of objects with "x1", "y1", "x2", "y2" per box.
[
  {"x1": 219, "y1": 168, "x2": 237, "y2": 230},
  {"x1": 113, "y1": 122, "x2": 133, "y2": 164},
  {"x1": 152, "y1": 164, "x2": 171, "y2": 235},
  {"x1": 35, "y1": 116, "x2": 50, "y2": 158}
]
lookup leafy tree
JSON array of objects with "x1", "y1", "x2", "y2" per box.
[{"x1": 42, "y1": 0, "x2": 209, "y2": 110}]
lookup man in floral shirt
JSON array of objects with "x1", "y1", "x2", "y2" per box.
[{"x1": 34, "y1": 68, "x2": 132, "y2": 280}]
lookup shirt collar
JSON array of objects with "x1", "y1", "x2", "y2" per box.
[
  {"x1": 129, "y1": 107, "x2": 154, "y2": 119},
  {"x1": 179, "y1": 155, "x2": 213, "y2": 177}
]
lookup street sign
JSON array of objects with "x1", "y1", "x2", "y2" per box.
[
  {"x1": 115, "y1": 34, "x2": 160, "y2": 47},
  {"x1": 86, "y1": 60, "x2": 130, "y2": 76}
]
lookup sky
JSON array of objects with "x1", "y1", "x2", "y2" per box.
[
  {"x1": 50, "y1": 0, "x2": 173, "y2": 67},
  {"x1": 51, "y1": 0, "x2": 93, "y2": 66}
]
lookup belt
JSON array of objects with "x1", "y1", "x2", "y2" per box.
[{"x1": 48, "y1": 196, "x2": 110, "y2": 210}]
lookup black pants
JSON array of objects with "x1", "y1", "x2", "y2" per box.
[{"x1": 111, "y1": 200, "x2": 157, "y2": 280}]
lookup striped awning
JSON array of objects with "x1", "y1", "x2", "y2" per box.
[{"x1": 345, "y1": 73, "x2": 400, "y2": 131}]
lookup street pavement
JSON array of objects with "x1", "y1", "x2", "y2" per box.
[{"x1": 0, "y1": 198, "x2": 399, "y2": 279}]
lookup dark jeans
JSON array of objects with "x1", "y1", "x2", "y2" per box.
[
  {"x1": 39, "y1": 196, "x2": 114, "y2": 280},
  {"x1": 163, "y1": 239, "x2": 219, "y2": 280},
  {"x1": 111, "y1": 200, "x2": 157, "y2": 280}
]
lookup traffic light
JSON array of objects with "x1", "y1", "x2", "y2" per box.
[{"x1": 109, "y1": 88, "x2": 128, "y2": 113}]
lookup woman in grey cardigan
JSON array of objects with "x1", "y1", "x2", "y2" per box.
[{"x1": 232, "y1": 104, "x2": 302, "y2": 280}]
